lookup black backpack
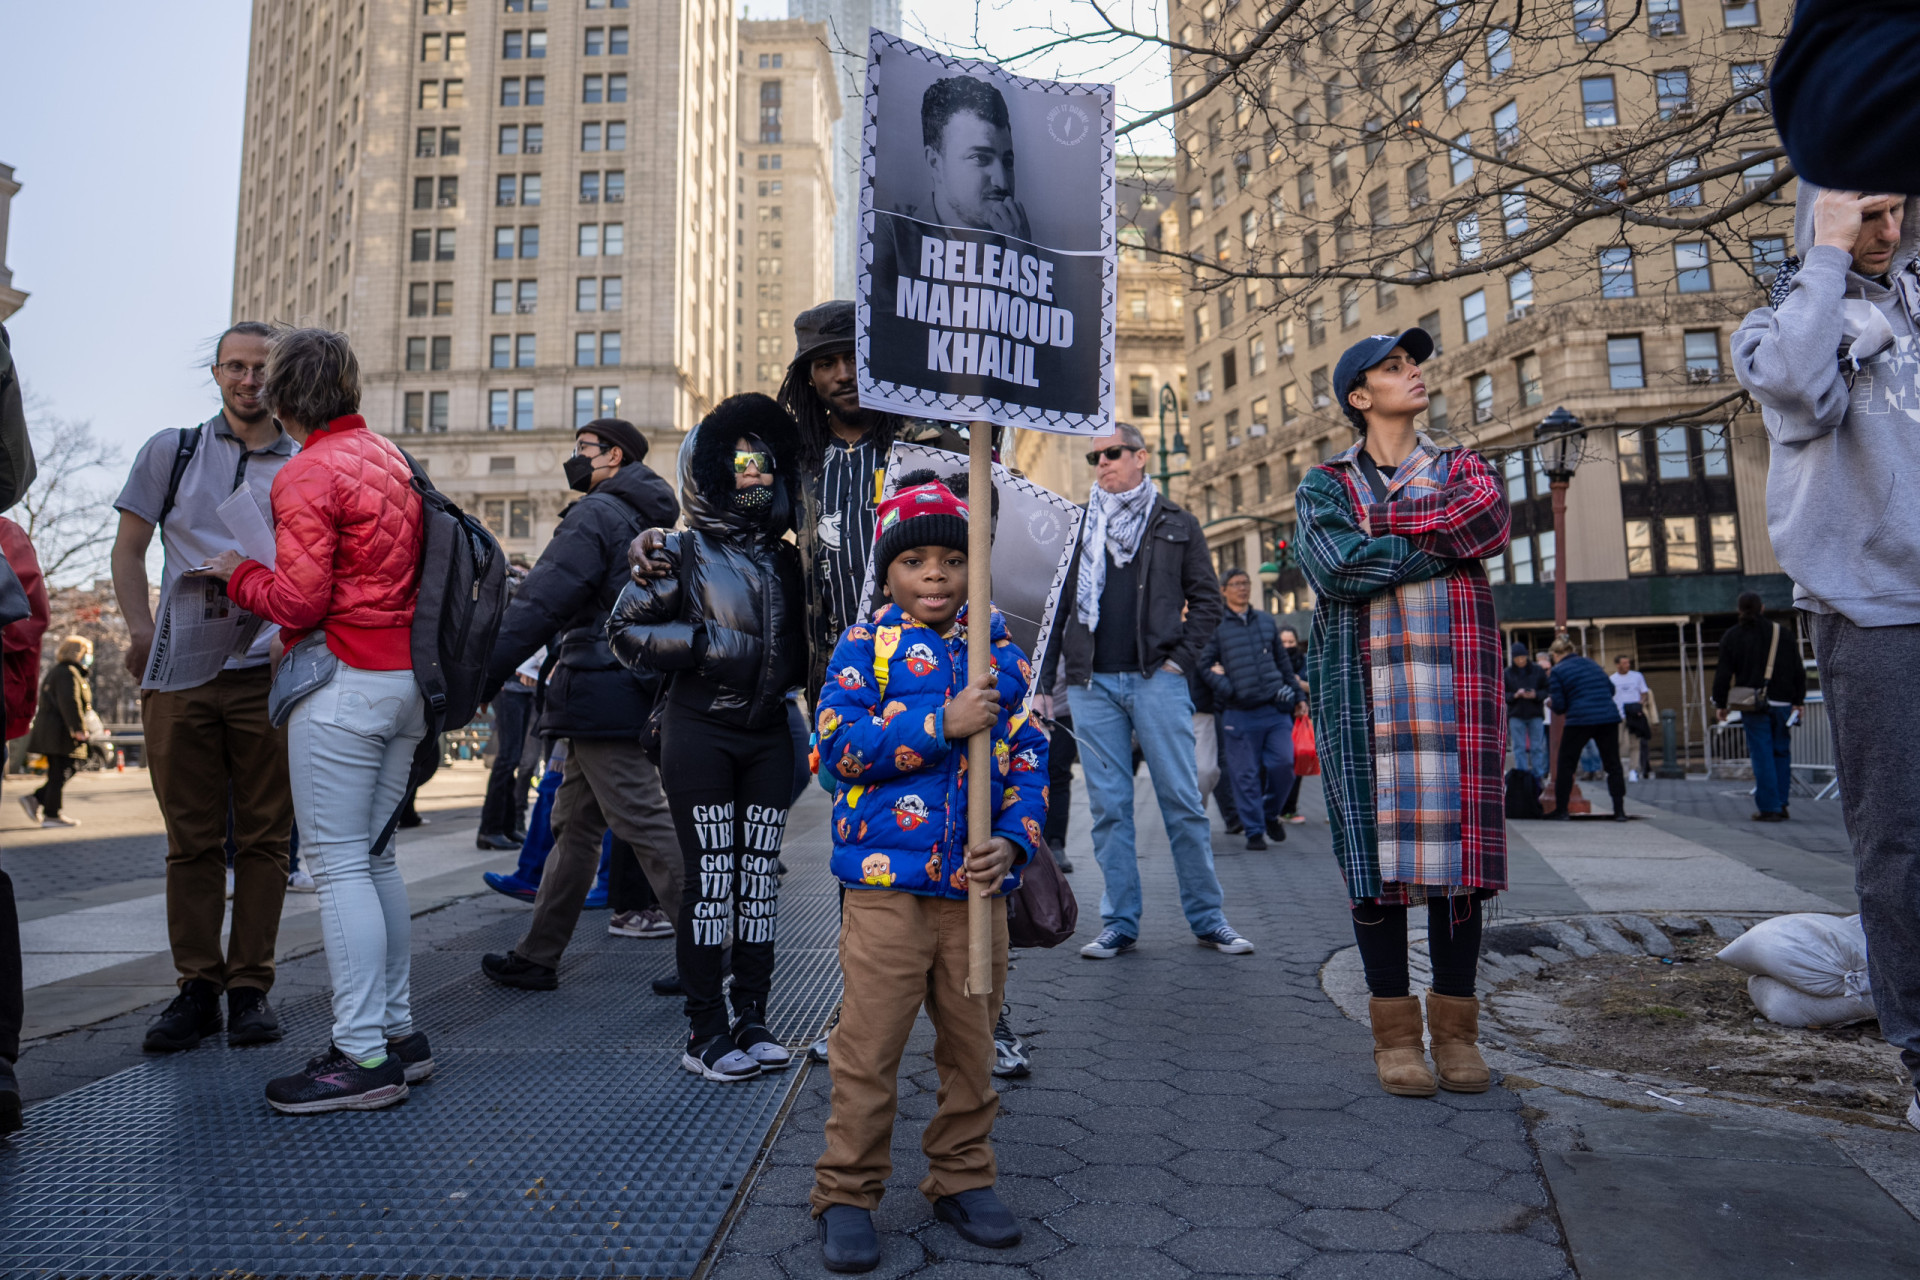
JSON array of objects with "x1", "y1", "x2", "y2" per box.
[
  {"x1": 1504, "y1": 767, "x2": 1544, "y2": 820},
  {"x1": 370, "y1": 456, "x2": 508, "y2": 855}
]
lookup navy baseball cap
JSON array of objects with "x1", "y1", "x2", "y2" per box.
[{"x1": 1332, "y1": 328, "x2": 1435, "y2": 430}]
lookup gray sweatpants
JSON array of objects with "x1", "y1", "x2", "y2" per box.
[{"x1": 1812, "y1": 611, "x2": 1920, "y2": 1091}]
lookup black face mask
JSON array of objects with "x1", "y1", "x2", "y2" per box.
[
  {"x1": 731, "y1": 484, "x2": 774, "y2": 518},
  {"x1": 563, "y1": 454, "x2": 597, "y2": 493}
]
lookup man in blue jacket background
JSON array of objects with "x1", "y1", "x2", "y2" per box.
[
  {"x1": 1198, "y1": 568, "x2": 1298, "y2": 852},
  {"x1": 1545, "y1": 637, "x2": 1625, "y2": 823}
]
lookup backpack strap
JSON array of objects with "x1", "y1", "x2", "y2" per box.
[
  {"x1": 156, "y1": 425, "x2": 204, "y2": 530},
  {"x1": 1762, "y1": 622, "x2": 1781, "y2": 683}
]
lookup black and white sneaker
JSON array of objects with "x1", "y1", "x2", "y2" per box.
[
  {"x1": 265, "y1": 1044, "x2": 409, "y2": 1114},
  {"x1": 683, "y1": 1032, "x2": 763, "y2": 1082},
  {"x1": 1079, "y1": 927, "x2": 1136, "y2": 960},
  {"x1": 387, "y1": 1031, "x2": 437, "y2": 1083},
  {"x1": 1196, "y1": 924, "x2": 1255, "y2": 955},
  {"x1": 992, "y1": 1005, "x2": 1030, "y2": 1078},
  {"x1": 731, "y1": 1010, "x2": 793, "y2": 1071}
]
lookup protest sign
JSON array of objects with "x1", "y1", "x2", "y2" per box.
[{"x1": 857, "y1": 30, "x2": 1115, "y2": 435}]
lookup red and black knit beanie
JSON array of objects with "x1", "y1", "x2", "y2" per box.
[{"x1": 873, "y1": 470, "x2": 971, "y2": 575}]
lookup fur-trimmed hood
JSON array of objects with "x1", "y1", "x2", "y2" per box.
[{"x1": 678, "y1": 393, "x2": 803, "y2": 539}]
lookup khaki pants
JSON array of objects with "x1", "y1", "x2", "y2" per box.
[
  {"x1": 811, "y1": 891, "x2": 1009, "y2": 1214},
  {"x1": 515, "y1": 738, "x2": 683, "y2": 970},
  {"x1": 143, "y1": 665, "x2": 294, "y2": 992}
]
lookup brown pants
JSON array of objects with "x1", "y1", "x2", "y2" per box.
[
  {"x1": 811, "y1": 891, "x2": 1009, "y2": 1215},
  {"x1": 515, "y1": 738, "x2": 683, "y2": 970},
  {"x1": 144, "y1": 666, "x2": 294, "y2": 992}
]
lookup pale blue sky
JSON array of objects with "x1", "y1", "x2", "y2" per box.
[{"x1": 0, "y1": 1, "x2": 1168, "y2": 456}]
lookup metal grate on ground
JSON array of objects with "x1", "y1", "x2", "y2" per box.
[{"x1": 0, "y1": 792, "x2": 844, "y2": 1279}]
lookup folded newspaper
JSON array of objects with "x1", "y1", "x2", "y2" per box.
[{"x1": 140, "y1": 484, "x2": 280, "y2": 693}]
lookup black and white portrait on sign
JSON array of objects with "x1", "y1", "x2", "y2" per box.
[{"x1": 858, "y1": 30, "x2": 1116, "y2": 437}]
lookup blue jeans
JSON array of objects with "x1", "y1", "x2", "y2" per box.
[
  {"x1": 1068, "y1": 671, "x2": 1226, "y2": 939},
  {"x1": 1508, "y1": 717, "x2": 1547, "y2": 779},
  {"x1": 1221, "y1": 705, "x2": 1295, "y2": 831},
  {"x1": 1744, "y1": 705, "x2": 1794, "y2": 816}
]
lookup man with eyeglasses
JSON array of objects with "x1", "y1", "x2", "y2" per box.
[
  {"x1": 476, "y1": 417, "x2": 686, "y2": 994},
  {"x1": 1040, "y1": 424, "x2": 1248, "y2": 960},
  {"x1": 110, "y1": 321, "x2": 299, "y2": 1053}
]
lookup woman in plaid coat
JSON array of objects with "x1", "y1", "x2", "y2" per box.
[{"x1": 1296, "y1": 330, "x2": 1511, "y2": 1100}]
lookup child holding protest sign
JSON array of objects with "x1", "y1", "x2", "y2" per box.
[{"x1": 808, "y1": 473, "x2": 1048, "y2": 1271}]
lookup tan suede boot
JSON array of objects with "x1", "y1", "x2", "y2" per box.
[
  {"x1": 1368, "y1": 996, "x2": 1437, "y2": 1097},
  {"x1": 1425, "y1": 991, "x2": 1492, "y2": 1093}
]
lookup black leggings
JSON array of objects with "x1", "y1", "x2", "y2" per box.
[
  {"x1": 1554, "y1": 722, "x2": 1626, "y2": 813},
  {"x1": 659, "y1": 702, "x2": 794, "y2": 1041},
  {"x1": 1043, "y1": 715, "x2": 1077, "y2": 848},
  {"x1": 35, "y1": 756, "x2": 77, "y2": 819},
  {"x1": 607, "y1": 834, "x2": 657, "y2": 914},
  {"x1": 1351, "y1": 895, "x2": 1485, "y2": 998}
]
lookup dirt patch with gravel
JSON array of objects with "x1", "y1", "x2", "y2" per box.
[{"x1": 1482, "y1": 927, "x2": 1912, "y2": 1124}]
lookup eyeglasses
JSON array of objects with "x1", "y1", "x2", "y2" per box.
[
  {"x1": 1085, "y1": 446, "x2": 1136, "y2": 466},
  {"x1": 733, "y1": 450, "x2": 774, "y2": 474},
  {"x1": 214, "y1": 361, "x2": 268, "y2": 380},
  {"x1": 572, "y1": 441, "x2": 606, "y2": 459}
]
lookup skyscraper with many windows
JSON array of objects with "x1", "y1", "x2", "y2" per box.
[{"x1": 230, "y1": 0, "x2": 733, "y2": 556}]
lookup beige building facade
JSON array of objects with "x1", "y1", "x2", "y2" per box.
[
  {"x1": 230, "y1": 0, "x2": 734, "y2": 557},
  {"x1": 734, "y1": 18, "x2": 839, "y2": 397},
  {"x1": 1169, "y1": 2, "x2": 1793, "y2": 746},
  {"x1": 1014, "y1": 156, "x2": 1188, "y2": 502},
  {"x1": 0, "y1": 162, "x2": 25, "y2": 321}
]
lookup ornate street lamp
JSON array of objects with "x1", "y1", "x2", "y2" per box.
[
  {"x1": 1534, "y1": 406, "x2": 1587, "y2": 814},
  {"x1": 1154, "y1": 382, "x2": 1190, "y2": 498}
]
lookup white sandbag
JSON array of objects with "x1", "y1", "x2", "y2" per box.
[
  {"x1": 1715, "y1": 913, "x2": 1871, "y2": 1001},
  {"x1": 1746, "y1": 974, "x2": 1877, "y2": 1029}
]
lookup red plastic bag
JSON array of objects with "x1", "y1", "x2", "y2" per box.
[{"x1": 1292, "y1": 713, "x2": 1320, "y2": 777}]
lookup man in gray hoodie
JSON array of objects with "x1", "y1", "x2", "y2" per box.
[{"x1": 1732, "y1": 184, "x2": 1920, "y2": 1131}]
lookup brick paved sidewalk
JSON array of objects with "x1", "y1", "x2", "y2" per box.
[{"x1": 709, "y1": 776, "x2": 1574, "y2": 1280}]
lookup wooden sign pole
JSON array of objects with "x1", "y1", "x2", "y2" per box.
[{"x1": 964, "y1": 420, "x2": 994, "y2": 998}]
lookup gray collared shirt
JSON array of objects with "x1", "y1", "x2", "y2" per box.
[{"x1": 114, "y1": 412, "x2": 298, "y2": 669}]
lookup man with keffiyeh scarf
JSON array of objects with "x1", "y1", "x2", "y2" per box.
[{"x1": 1041, "y1": 425, "x2": 1249, "y2": 961}]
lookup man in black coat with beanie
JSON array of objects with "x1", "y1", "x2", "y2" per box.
[{"x1": 478, "y1": 419, "x2": 684, "y2": 991}]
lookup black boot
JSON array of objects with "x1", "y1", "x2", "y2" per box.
[
  {"x1": 227, "y1": 987, "x2": 284, "y2": 1047},
  {"x1": 1612, "y1": 797, "x2": 1629, "y2": 823},
  {"x1": 482, "y1": 951, "x2": 557, "y2": 991},
  {"x1": 143, "y1": 979, "x2": 223, "y2": 1053}
]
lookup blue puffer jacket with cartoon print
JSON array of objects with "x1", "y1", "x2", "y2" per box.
[{"x1": 816, "y1": 601, "x2": 1049, "y2": 900}]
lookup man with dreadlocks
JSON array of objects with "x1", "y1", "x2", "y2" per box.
[{"x1": 631, "y1": 300, "x2": 960, "y2": 699}]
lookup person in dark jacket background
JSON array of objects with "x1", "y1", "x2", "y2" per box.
[
  {"x1": 1712, "y1": 592, "x2": 1808, "y2": 823},
  {"x1": 1546, "y1": 638, "x2": 1625, "y2": 822},
  {"x1": 1276, "y1": 625, "x2": 1309, "y2": 823},
  {"x1": 1503, "y1": 642, "x2": 1550, "y2": 782},
  {"x1": 24, "y1": 636, "x2": 91, "y2": 827},
  {"x1": 479, "y1": 417, "x2": 684, "y2": 993},
  {"x1": 1043, "y1": 424, "x2": 1249, "y2": 960},
  {"x1": 1199, "y1": 569, "x2": 1298, "y2": 851},
  {"x1": 609, "y1": 395, "x2": 806, "y2": 1083}
]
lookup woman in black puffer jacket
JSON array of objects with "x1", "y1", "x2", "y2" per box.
[{"x1": 608, "y1": 394, "x2": 806, "y2": 1082}]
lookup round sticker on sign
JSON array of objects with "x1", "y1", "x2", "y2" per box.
[{"x1": 1046, "y1": 100, "x2": 1093, "y2": 147}]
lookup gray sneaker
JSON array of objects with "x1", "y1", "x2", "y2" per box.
[
  {"x1": 683, "y1": 1033, "x2": 762, "y2": 1082},
  {"x1": 1196, "y1": 924, "x2": 1255, "y2": 954}
]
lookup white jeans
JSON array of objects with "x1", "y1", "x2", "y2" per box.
[{"x1": 288, "y1": 663, "x2": 428, "y2": 1060}]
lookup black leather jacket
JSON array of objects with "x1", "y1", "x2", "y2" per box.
[{"x1": 609, "y1": 399, "x2": 806, "y2": 730}]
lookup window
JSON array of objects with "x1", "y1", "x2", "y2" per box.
[
  {"x1": 584, "y1": 74, "x2": 603, "y2": 103},
  {"x1": 604, "y1": 224, "x2": 623, "y2": 255},
  {"x1": 520, "y1": 175, "x2": 540, "y2": 206},
  {"x1": 577, "y1": 277, "x2": 599, "y2": 310},
  {"x1": 1701, "y1": 426, "x2": 1730, "y2": 477},
  {"x1": 1339, "y1": 283, "x2": 1360, "y2": 328},
  {"x1": 414, "y1": 177, "x2": 435, "y2": 210},
  {"x1": 1364, "y1": 116, "x2": 1385, "y2": 163},
  {"x1": 1582, "y1": 76, "x2": 1616, "y2": 127},
  {"x1": 1307, "y1": 299, "x2": 1326, "y2": 346},
  {"x1": 1656, "y1": 427, "x2": 1692, "y2": 481},
  {"x1": 606, "y1": 123, "x2": 625, "y2": 151},
  {"x1": 1310, "y1": 366, "x2": 1331, "y2": 407},
  {"x1": 1710, "y1": 514, "x2": 1740, "y2": 570},
  {"x1": 420, "y1": 79, "x2": 464, "y2": 108},
  {"x1": 494, "y1": 281, "x2": 516, "y2": 313},
  {"x1": 411, "y1": 229, "x2": 433, "y2": 262},
  {"x1": 1281, "y1": 383, "x2": 1300, "y2": 424},
  {"x1": 1250, "y1": 336, "x2": 1267, "y2": 375},
  {"x1": 580, "y1": 171, "x2": 601, "y2": 203},
  {"x1": 1129, "y1": 376, "x2": 1153, "y2": 418},
  {"x1": 1741, "y1": 150, "x2": 1777, "y2": 195},
  {"x1": 585, "y1": 27, "x2": 605, "y2": 55},
  {"x1": 576, "y1": 333, "x2": 597, "y2": 366},
  {"x1": 1493, "y1": 101, "x2": 1519, "y2": 151},
  {"x1": 1733, "y1": 62, "x2": 1767, "y2": 114},
  {"x1": 1470, "y1": 372, "x2": 1494, "y2": 423},
  {"x1": 1681, "y1": 330, "x2": 1728, "y2": 379},
  {"x1": 1462, "y1": 289, "x2": 1488, "y2": 342},
  {"x1": 1456, "y1": 215, "x2": 1482, "y2": 262},
  {"x1": 1508, "y1": 268, "x2": 1534, "y2": 314},
  {"x1": 1444, "y1": 60, "x2": 1467, "y2": 109},
  {"x1": 1324, "y1": 76, "x2": 1344, "y2": 117},
  {"x1": 428, "y1": 391, "x2": 450, "y2": 433},
  {"x1": 1751, "y1": 236, "x2": 1787, "y2": 285},
  {"x1": 1251, "y1": 396, "x2": 1270, "y2": 433},
  {"x1": 515, "y1": 388, "x2": 534, "y2": 431},
  {"x1": 1427, "y1": 392, "x2": 1449, "y2": 435},
  {"x1": 433, "y1": 282, "x2": 453, "y2": 316},
  {"x1": 1668, "y1": 157, "x2": 1701, "y2": 206},
  {"x1": 1624, "y1": 520, "x2": 1655, "y2": 574},
  {"x1": 1223, "y1": 350, "x2": 1239, "y2": 391},
  {"x1": 1724, "y1": 0, "x2": 1759, "y2": 29},
  {"x1": 1438, "y1": 0, "x2": 1460, "y2": 31},
  {"x1": 1656, "y1": 69, "x2": 1692, "y2": 119},
  {"x1": 409, "y1": 283, "x2": 430, "y2": 317},
  {"x1": 1517, "y1": 352, "x2": 1543, "y2": 406},
  {"x1": 1590, "y1": 162, "x2": 1623, "y2": 201},
  {"x1": 1406, "y1": 161, "x2": 1429, "y2": 207},
  {"x1": 416, "y1": 127, "x2": 439, "y2": 158},
  {"x1": 518, "y1": 279, "x2": 538, "y2": 313},
  {"x1": 489, "y1": 389, "x2": 511, "y2": 430},
  {"x1": 1503, "y1": 450, "x2": 1531, "y2": 503},
  {"x1": 436, "y1": 228, "x2": 455, "y2": 261},
  {"x1": 1229, "y1": 473, "x2": 1244, "y2": 511},
  {"x1": 504, "y1": 31, "x2": 523, "y2": 58},
  {"x1": 1607, "y1": 335, "x2": 1645, "y2": 389},
  {"x1": 1256, "y1": 462, "x2": 1272, "y2": 501},
  {"x1": 1663, "y1": 517, "x2": 1701, "y2": 572},
  {"x1": 404, "y1": 392, "x2": 424, "y2": 433},
  {"x1": 519, "y1": 226, "x2": 539, "y2": 258},
  {"x1": 1675, "y1": 242, "x2": 1712, "y2": 293},
  {"x1": 1226, "y1": 409, "x2": 1242, "y2": 447},
  {"x1": 761, "y1": 79, "x2": 783, "y2": 143},
  {"x1": 1617, "y1": 428, "x2": 1647, "y2": 482},
  {"x1": 578, "y1": 224, "x2": 600, "y2": 256},
  {"x1": 582, "y1": 122, "x2": 601, "y2": 152},
  {"x1": 1449, "y1": 133, "x2": 1473, "y2": 184},
  {"x1": 1328, "y1": 148, "x2": 1348, "y2": 190},
  {"x1": 406, "y1": 337, "x2": 428, "y2": 371},
  {"x1": 497, "y1": 174, "x2": 518, "y2": 206},
  {"x1": 610, "y1": 26, "x2": 628, "y2": 54},
  {"x1": 495, "y1": 227, "x2": 516, "y2": 259},
  {"x1": 1599, "y1": 247, "x2": 1635, "y2": 297},
  {"x1": 1573, "y1": 0, "x2": 1607, "y2": 42},
  {"x1": 1649, "y1": 0, "x2": 1683, "y2": 33},
  {"x1": 490, "y1": 334, "x2": 511, "y2": 369},
  {"x1": 607, "y1": 75, "x2": 627, "y2": 103},
  {"x1": 1487, "y1": 26, "x2": 1512, "y2": 75},
  {"x1": 499, "y1": 125, "x2": 521, "y2": 155},
  {"x1": 1500, "y1": 186, "x2": 1527, "y2": 238},
  {"x1": 523, "y1": 124, "x2": 544, "y2": 153},
  {"x1": 1419, "y1": 311, "x2": 1443, "y2": 353},
  {"x1": 501, "y1": 76, "x2": 522, "y2": 106},
  {"x1": 1368, "y1": 186, "x2": 1391, "y2": 229},
  {"x1": 512, "y1": 334, "x2": 533, "y2": 368}
]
